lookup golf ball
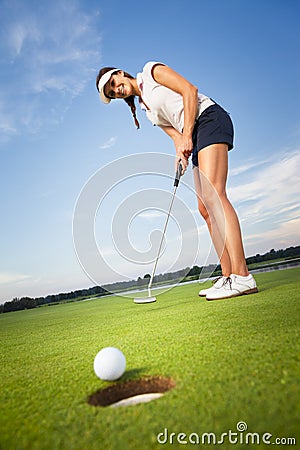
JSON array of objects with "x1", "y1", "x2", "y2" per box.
[{"x1": 93, "y1": 347, "x2": 126, "y2": 381}]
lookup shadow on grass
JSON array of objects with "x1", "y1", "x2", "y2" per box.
[{"x1": 122, "y1": 367, "x2": 149, "y2": 381}]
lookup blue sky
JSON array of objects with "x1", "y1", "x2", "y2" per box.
[{"x1": 0, "y1": 0, "x2": 299, "y2": 302}]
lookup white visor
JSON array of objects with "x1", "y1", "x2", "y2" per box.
[{"x1": 97, "y1": 68, "x2": 121, "y2": 104}]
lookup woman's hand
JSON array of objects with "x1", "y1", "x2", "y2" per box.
[
  {"x1": 175, "y1": 154, "x2": 189, "y2": 174},
  {"x1": 177, "y1": 134, "x2": 193, "y2": 157},
  {"x1": 159, "y1": 126, "x2": 193, "y2": 174},
  {"x1": 174, "y1": 134, "x2": 193, "y2": 174}
]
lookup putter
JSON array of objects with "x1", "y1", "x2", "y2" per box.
[{"x1": 134, "y1": 161, "x2": 183, "y2": 304}]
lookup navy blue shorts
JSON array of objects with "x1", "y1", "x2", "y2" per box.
[{"x1": 192, "y1": 103, "x2": 234, "y2": 167}]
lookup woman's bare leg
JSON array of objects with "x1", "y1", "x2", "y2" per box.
[
  {"x1": 193, "y1": 168, "x2": 232, "y2": 276},
  {"x1": 196, "y1": 143, "x2": 249, "y2": 277}
]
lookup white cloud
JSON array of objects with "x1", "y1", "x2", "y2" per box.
[
  {"x1": 244, "y1": 217, "x2": 300, "y2": 252},
  {"x1": 0, "y1": 272, "x2": 31, "y2": 285},
  {"x1": 0, "y1": 0, "x2": 101, "y2": 140},
  {"x1": 229, "y1": 156, "x2": 272, "y2": 176},
  {"x1": 229, "y1": 151, "x2": 300, "y2": 221},
  {"x1": 227, "y1": 150, "x2": 300, "y2": 255},
  {"x1": 8, "y1": 18, "x2": 41, "y2": 56},
  {"x1": 137, "y1": 210, "x2": 172, "y2": 220},
  {"x1": 0, "y1": 98, "x2": 17, "y2": 142},
  {"x1": 100, "y1": 137, "x2": 117, "y2": 149}
]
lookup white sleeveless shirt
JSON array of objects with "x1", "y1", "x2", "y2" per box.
[{"x1": 136, "y1": 61, "x2": 214, "y2": 132}]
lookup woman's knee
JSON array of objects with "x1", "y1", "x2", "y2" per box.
[
  {"x1": 197, "y1": 201, "x2": 209, "y2": 221},
  {"x1": 201, "y1": 184, "x2": 227, "y2": 211}
]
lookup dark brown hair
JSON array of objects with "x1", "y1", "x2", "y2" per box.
[{"x1": 96, "y1": 67, "x2": 140, "y2": 129}]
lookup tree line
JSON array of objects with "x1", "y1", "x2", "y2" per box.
[
  {"x1": 1, "y1": 245, "x2": 299, "y2": 314},
  {"x1": 187, "y1": 245, "x2": 300, "y2": 277},
  {"x1": 0, "y1": 285, "x2": 108, "y2": 314}
]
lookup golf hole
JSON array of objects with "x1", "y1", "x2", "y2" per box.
[{"x1": 87, "y1": 376, "x2": 176, "y2": 408}]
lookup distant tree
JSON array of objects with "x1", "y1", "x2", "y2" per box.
[
  {"x1": 20, "y1": 297, "x2": 36, "y2": 309},
  {"x1": 188, "y1": 265, "x2": 201, "y2": 276},
  {"x1": 137, "y1": 276, "x2": 146, "y2": 287}
]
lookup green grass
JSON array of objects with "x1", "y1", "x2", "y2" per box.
[{"x1": 1, "y1": 268, "x2": 299, "y2": 450}]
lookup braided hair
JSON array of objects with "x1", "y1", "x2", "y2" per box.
[{"x1": 96, "y1": 67, "x2": 140, "y2": 129}]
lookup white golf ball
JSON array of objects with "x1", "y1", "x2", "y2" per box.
[{"x1": 93, "y1": 347, "x2": 126, "y2": 381}]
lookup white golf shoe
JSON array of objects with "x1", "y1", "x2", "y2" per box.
[
  {"x1": 198, "y1": 276, "x2": 227, "y2": 297},
  {"x1": 206, "y1": 274, "x2": 258, "y2": 300}
]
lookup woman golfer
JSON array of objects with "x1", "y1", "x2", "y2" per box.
[{"x1": 96, "y1": 62, "x2": 258, "y2": 300}]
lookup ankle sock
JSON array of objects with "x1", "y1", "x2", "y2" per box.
[{"x1": 232, "y1": 274, "x2": 252, "y2": 280}]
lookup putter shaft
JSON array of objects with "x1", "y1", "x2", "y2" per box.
[{"x1": 147, "y1": 162, "x2": 183, "y2": 297}]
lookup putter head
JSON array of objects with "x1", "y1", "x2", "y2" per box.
[{"x1": 133, "y1": 297, "x2": 157, "y2": 304}]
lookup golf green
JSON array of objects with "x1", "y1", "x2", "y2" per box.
[{"x1": 1, "y1": 268, "x2": 299, "y2": 449}]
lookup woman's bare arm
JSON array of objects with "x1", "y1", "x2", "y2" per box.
[{"x1": 152, "y1": 64, "x2": 198, "y2": 170}]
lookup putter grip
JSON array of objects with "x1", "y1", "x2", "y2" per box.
[{"x1": 174, "y1": 161, "x2": 183, "y2": 187}]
